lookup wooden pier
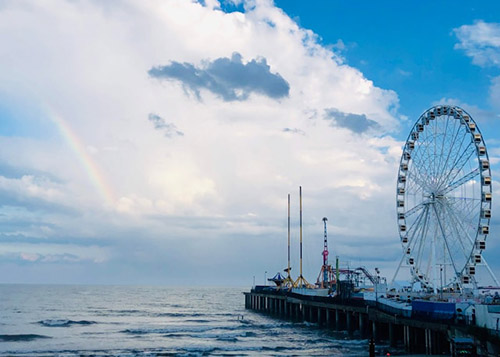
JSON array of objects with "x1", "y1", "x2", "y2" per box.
[{"x1": 244, "y1": 289, "x2": 500, "y2": 355}]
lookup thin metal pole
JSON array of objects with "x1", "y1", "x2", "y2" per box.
[
  {"x1": 336, "y1": 256, "x2": 339, "y2": 293},
  {"x1": 288, "y1": 194, "x2": 291, "y2": 274},
  {"x1": 299, "y1": 186, "x2": 303, "y2": 282}
]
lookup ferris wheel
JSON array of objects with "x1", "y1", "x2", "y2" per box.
[{"x1": 392, "y1": 105, "x2": 498, "y2": 292}]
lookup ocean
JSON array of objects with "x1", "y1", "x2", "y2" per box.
[{"x1": 0, "y1": 285, "x2": 380, "y2": 356}]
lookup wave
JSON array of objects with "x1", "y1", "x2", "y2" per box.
[
  {"x1": 122, "y1": 325, "x2": 216, "y2": 335},
  {"x1": 105, "y1": 309, "x2": 143, "y2": 315},
  {"x1": 216, "y1": 336, "x2": 238, "y2": 342},
  {"x1": 38, "y1": 319, "x2": 97, "y2": 327},
  {"x1": 122, "y1": 323, "x2": 262, "y2": 336},
  {"x1": 152, "y1": 312, "x2": 200, "y2": 318},
  {"x1": 0, "y1": 334, "x2": 51, "y2": 342}
]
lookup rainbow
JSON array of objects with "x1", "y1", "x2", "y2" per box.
[{"x1": 50, "y1": 112, "x2": 115, "y2": 206}]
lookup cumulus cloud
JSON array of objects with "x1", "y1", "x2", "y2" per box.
[
  {"x1": 454, "y1": 20, "x2": 500, "y2": 67},
  {"x1": 324, "y1": 108, "x2": 379, "y2": 134},
  {"x1": 454, "y1": 21, "x2": 500, "y2": 112},
  {"x1": 0, "y1": 0, "x2": 406, "y2": 284},
  {"x1": 148, "y1": 52, "x2": 290, "y2": 101},
  {"x1": 148, "y1": 113, "x2": 184, "y2": 138}
]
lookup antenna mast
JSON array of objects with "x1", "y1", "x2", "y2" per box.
[
  {"x1": 294, "y1": 186, "x2": 311, "y2": 288},
  {"x1": 283, "y1": 193, "x2": 294, "y2": 287},
  {"x1": 288, "y1": 194, "x2": 291, "y2": 275}
]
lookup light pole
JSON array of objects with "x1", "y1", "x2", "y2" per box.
[
  {"x1": 440, "y1": 265, "x2": 444, "y2": 300},
  {"x1": 265, "y1": 271, "x2": 267, "y2": 286}
]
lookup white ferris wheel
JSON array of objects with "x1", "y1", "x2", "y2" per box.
[{"x1": 392, "y1": 105, "x2": 498, "y2": 292}]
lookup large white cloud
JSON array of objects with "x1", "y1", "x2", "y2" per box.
[
  {"x1": 0, "y1": 0, "x2": 406, "y2": 284},
  {"x1": 454, "y1": 20, "x2": 500, "y2": 67},
  {"x1": 454, "y1": 21, "x2": 500, "y2": 111}
]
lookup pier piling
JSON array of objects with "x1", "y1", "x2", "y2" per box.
[{"x1": 245, "y1": 290, "x2": 464, "y2": 355}]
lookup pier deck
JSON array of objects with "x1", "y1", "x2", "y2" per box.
[{"x1": 245, "y1": 289, "x2": 500, "y2": 356}]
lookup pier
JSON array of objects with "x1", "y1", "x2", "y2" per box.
[
  {"x1": 244, "y1": 288, "x2": 500, "y2": 355},
  {"x1": 245, "y1": 107, "x2": 500, "y2": 356}
]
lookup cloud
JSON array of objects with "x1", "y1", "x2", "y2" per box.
[
  {"x1": 432, "y1": 97, "x2": 497, "y2": 123},
  {"x1": 0, "y1": 0, "x2": 409, "y2": 284},
  {"x1": 453, "y1": 21, "x2": 500, "y2": 111},
  {"x1": 282, "y1": 127, "x2": 305, "y2": 135},
  {"x1": 490, "y1": 76, "x2": 500, "y2": 109},
  {"x1": 324, "y1": 108, "x2": 380, "y2": 134},
  {"x1": 397, "y1": 69, "x2": 412, "y2": 77},
  {"x1": 148, "y1": 52, "x2": 290, "y2": 101},
  {"x1": 454, "y1": 20, "x2": 500, "y2": 67},
  {"x1": 148, "y1": 113, "x2": 183, "y2": 138},
  {"x1": 1, "y1": 246, "x2": 108, "y2": 264}
]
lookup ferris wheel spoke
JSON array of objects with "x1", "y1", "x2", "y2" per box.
[
  {"x1": 436, "y1": 141, "x2": 475, "y2": 190},
  {"x1": 405, "y1": 202, "x2": 426, "y2": 218},
  {"x1": 443, "y1": 196, "x2": 481, "y2": 203},
  {"x1": 436, "y1": 117, "x2": 462, "y2": 182},
  {"x1": 435, "y1": 115, "x2": 451, "y2": 180},
  {"x1": 440, "y1": 168, "x2": 480, "y2": 195},
  {"x1": 413, "y1": 144, "x2": 432, "y2": 172},
  {"x1": 406, "y1": 179, "x2": 425, "y2": 195},
  {"x1": 437, "y1": 122, "x2": 468, "y2": 186},
  {"x1": 433, "y1": 144, "x2": 465, "y2": 188},
  {"x1": 425, "y1": 214, "x2": 438, "y2": 280},
  {"x1": 411, "y1": 151, "x2": 439, "y2": 189},
  {"x1": 444, "y1": 199, "x2": 481, "y2": 238},
  {"x1": 446, "y1": 194, "x2": 481, "y2": 215},
  {"x1": 439, "y1": 201, "x2": 474, "y2": 261},
  {"x1": 407, "y1": 204, "x2": 429, "y2": 240},
  {"x1": 408, "y1": 207, "x2": 426, "y2": 262},
  {"x1": 432, "y1": 204, "x2": 460, "y2": 280},
  {"x1": 440, "y1": 147, "x2": 476, "y2": 189},
  {"x1": 415, "y1": 207, "x2": 431, "y2": 275},
  {"x1": 407, "y1": 170, "x2": 433, "y2": 192},
  {"x1": 444, "y1": 204, "x2": 480, "y2": 233},
  {"x1": 412, "y1": 130, "x2": 436, "y2": 175},
  {"x1": 441, "y1": 202, "x2": 479, "y2": 282}
]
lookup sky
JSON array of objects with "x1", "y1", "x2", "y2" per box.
[{"x1": 1, "y1": 0, "x2": 500, "y2": 286}]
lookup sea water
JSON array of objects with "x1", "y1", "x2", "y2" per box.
[{"x1": 0, "y1": 285, "x2": 378, "y2": 356}]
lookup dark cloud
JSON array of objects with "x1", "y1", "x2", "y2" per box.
[
  {"x1": 324, "y1": 108, "x2": 379, "y2": 134},
  {"x1": 148, "y1": 113, "x2": 183, "y2": 138},
  {"x1": 148, "y1": 52, "x2": 289, "y2": 101},
  {"x1": 283, "y1": 127, "x2": 305, "y2": 135}
]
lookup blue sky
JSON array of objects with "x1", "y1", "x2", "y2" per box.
[
  {"x1": 274, "y1": 1, "x2": 500, "y2": 128},
  {"x1": 0, "y1": 0, "x2": 500, "y2": 286}
]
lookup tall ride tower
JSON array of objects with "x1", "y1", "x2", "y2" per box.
[{"x1": 316, "y1": 217, "x2": 335, "y2": 288}]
